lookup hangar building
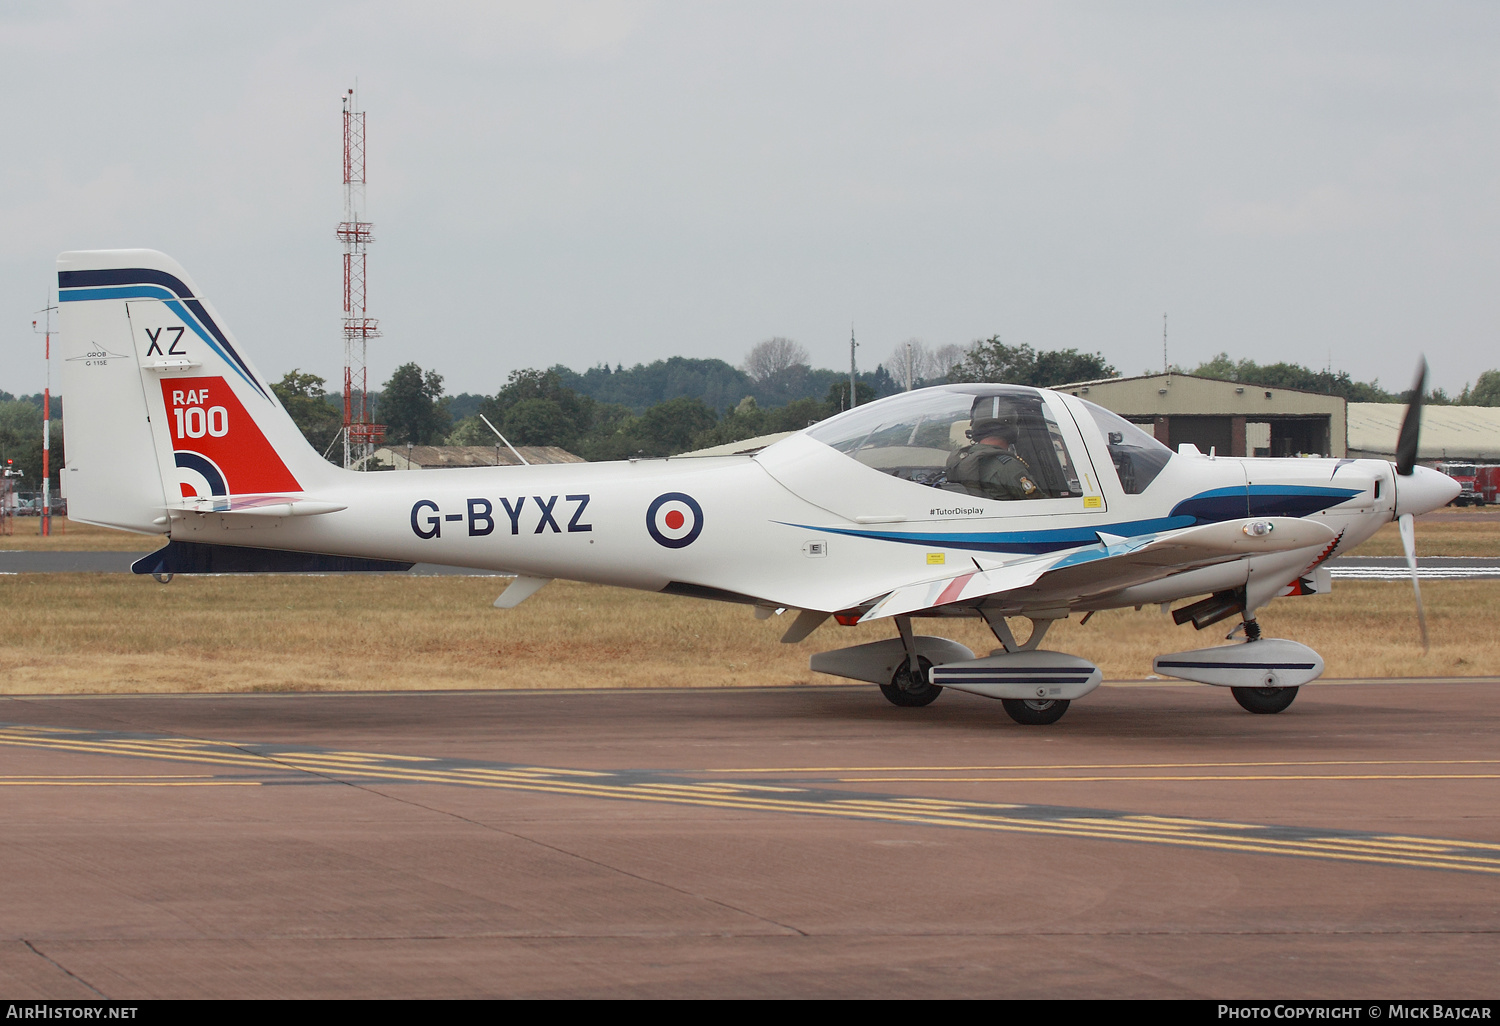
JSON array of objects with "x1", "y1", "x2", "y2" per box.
[
  {"x1": 373, "y1": 444, "x2": 584, "y2": 470},
  {"x1": 1059, "y1": 374, "x2": 1347, "y2": 458},
  {"x1": 1347, "y1": 403, "x2": 1500, "y2": 462}
]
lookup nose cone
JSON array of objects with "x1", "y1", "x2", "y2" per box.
[{"x1": 1394, "y1": 464, "x2": 1461, "y2": 518}]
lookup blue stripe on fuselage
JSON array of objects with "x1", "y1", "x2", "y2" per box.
[
  {"x1": 1170, "y1": 484, "x2": 1361, "y2": 523},
  {"x1": 776, "y1": 515, "x2": 1199, "y2": 554},
  {"x1": 779, "y1": 484, "x2": 1361, "y2": 554}
]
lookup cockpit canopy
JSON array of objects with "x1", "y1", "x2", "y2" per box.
[
  {"x1": 803, "y1": 384, "x2": 1172, "y2": 499},
  {"x1": 805, "y1": 385, "x2": 1083, "y2": 500},
  {"x1": 1083, "y1": 400, "x2": 1173, "y2": 494}
]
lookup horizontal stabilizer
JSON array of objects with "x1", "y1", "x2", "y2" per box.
[
  {"x1": 132, "y1": 541, "x2": 413, "y2": 575},
  {"x1": 165, "y1": 495, "x2": 347, "y2": 518},
  {"x1": 861, "y1": 516, "x2": 1336, "y2": 621}
]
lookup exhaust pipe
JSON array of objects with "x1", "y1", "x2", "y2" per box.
[{"x1": 1172, "y1": 589, "x2": 1245, "y2": 631}]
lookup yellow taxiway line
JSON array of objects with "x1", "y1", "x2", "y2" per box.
[
  {"x1": 840, "y1": 773, "x2": 1500, "y2": 783},
  {"x1": 710, "y1": 758, "x2": 1500, "y2": 774},
  {"x1": 1, "y1": 726, "x2": 1496, "y2": 875}
]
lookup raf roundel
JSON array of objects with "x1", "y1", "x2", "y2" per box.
[{"x1": 646, "y1": 492, "x2": 704, "y2": 549}]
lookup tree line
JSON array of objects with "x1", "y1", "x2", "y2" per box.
[
  {"x1": 1176, "y1": 353, "x2": 1486, "y2": 405},
  {"x1": 270, "y1": 336, "x2": 1500, "y2": 465},
  {"x1": 271, "y1": 335, "x2": 1122, "y2": 463},
  {"x1": 6, "y1": 338, "x2": 1498, "y2": 488},
  {"x1": 0, "y1": 393, "x2": 63, "y2": 494},
  {"x1": 273, "y1": 361, "x2": 882, "y2": 464}
]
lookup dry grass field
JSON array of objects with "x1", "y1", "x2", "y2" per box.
[
  {"x1": 0, "y1": 573, "x2": 1490, "y2": 695},
  {"x1": 1352, "y1": 505, "x2": 1500, "y2": 556},
  {"x1": 2, "y1": 504, "x2": 1494, "y2": 695},
  {"x1": 0, "y1": 517, "x2": 164, "y2": 552}
]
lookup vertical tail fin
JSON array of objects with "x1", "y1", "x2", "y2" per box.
[{"x1": 58, "y1": 249, "x2": 337, "y2": 533}]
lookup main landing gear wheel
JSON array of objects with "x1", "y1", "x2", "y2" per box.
[
  {"x1": 1001, "y1": 698, "x2": 1070, "y2": 726},
  {"x1": 880, "y1": 656, "x2": 942, "y2": 707},
  {"x1": 1231, "y1": 686, "x2": 1299, "y2": 714}
]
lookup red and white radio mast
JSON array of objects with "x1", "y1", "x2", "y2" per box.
[{"x1": 338, "y1": 86, "x2": 383, "y2": 469}]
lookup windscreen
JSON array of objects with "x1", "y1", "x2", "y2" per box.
[{"x1": 1078, "y1": 400, "x2": 1173, "y2": 494}]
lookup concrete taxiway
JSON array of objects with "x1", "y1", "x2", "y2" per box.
[{"x1": 2, "y1": 682, "x2": 1498, "y2": 998}]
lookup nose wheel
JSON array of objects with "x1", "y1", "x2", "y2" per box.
[
  {"x1": 1231, "y1": 686, "x2": 1299, "y2": 714},
  {"x1": 1001, "y1": 698, "x2": 1071, "y2": 725},
  {"x1": 880, "y1": 655, "x2": 942, "y2": 707}
]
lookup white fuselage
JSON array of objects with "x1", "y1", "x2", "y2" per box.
[
  {"x1": 159, "y1": 433, "x2": 1406, "y2": 619},
  {"x1": 55, "y1": 247, "x2": 1455, "y2": 624}
]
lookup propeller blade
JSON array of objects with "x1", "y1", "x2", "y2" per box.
[
  {"x1": 1395, "y1": 357, "x2": 1427, "y2": 476},
  {"x1": 1397, "y1": 512, "x2": 1429, "y2": 652}
]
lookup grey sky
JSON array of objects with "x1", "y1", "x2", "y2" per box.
[{"x1": 3, "y1": 2, "x2": 1496, "y2": 398}]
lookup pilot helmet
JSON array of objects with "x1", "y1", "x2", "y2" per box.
[{"x1": 968, "y1": 395, "x2": 1019, "y2": 443}]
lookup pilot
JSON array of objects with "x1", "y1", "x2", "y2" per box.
[{"x1": 944, "y1": 396, "x2": 1042, "y2": 501}]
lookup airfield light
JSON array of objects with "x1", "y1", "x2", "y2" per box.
[{"x1": 849, "y1": 327, "x2": 859, "y2": 410}]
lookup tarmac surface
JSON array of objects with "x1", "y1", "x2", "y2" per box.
[{"x1": 2, "y1": 681, "x2": 1498, "y2": 998}]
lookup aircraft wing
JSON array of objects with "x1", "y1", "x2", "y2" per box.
[{"x1": 858, "y1": 516, "x2": 1336, "y2": 622}]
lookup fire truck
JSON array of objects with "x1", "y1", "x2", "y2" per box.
[
  {"x1": 1434, "y1": 462, "x2": 1500, "y2": 506},
  {"x1": 1475, "y1": 465, "x2": 1500, "y2": 506},
  {"x1": 1435, "y1": 462, "x2": 1479, "y2": 505}
]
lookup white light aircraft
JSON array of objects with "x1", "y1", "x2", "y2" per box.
[{"x1": 57, "y1": 250, "x2": 1459, "y2": 724}]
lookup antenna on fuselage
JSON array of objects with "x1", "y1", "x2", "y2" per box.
[
  {"x1": 849, "y1": 325, "x2": 859, "y2": 409},
  {"x1": 479, "y1": 413, "x2": 530, "y2": 466}
]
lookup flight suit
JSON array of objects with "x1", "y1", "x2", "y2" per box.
[{"x1": 944, "y1": 443, "x2": 1042, "y2": 501}]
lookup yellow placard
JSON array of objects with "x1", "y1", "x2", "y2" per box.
[
  {"x1": 1083, "y1": 496, "x2": 1103, "y2": 509},
  {"x1": 926, "y1": 552, "x2": 946, "y2": 565}
]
